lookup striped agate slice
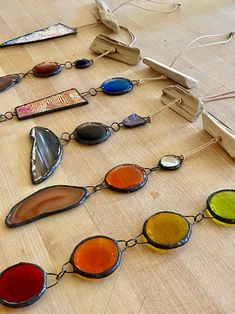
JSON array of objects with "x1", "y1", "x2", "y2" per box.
[{"x1": 5, "y1": 186, "x2": 89, "y2": 227}]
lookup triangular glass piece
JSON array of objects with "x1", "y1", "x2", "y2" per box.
[
  {"x1": 5, "y1": 185, "x2": 89, "y2": 227},
  {"x1": 122, "y1": 113, "x2": 147, "y2": 128},
  {"x1": 30, "y1": 127, "x2": 63, "y2": 184},
  {"x1": 0, "y1": 23, "x2": 77, "y2": 47}
]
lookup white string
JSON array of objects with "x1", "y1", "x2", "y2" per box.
[
  {"x1": 137, "y1": 75, "x2": 167, "y2": 84},
  {"x1": 112, "y1": 0, "x2": 181, "y2": 13},
  {"x1": 170, "y1": 32, "x2": 234, "y2": 68},
  {"x1": 119, "y1": 25, "x2": 136, "y2": 46},
  {"x1": 201, "y1": 90, "x2": 235, "y2": 103}
]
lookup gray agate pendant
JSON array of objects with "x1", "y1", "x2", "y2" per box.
[
  {"x1": 0, "y1": 23, "x2": 77, "y2": 47},
  {"x1": 30, "y1": 127, "x2": 63, "y2": 184}
]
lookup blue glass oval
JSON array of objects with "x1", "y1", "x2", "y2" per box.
[{"x1": 101, "y1": 77, "x2": 134, "y2": 95}]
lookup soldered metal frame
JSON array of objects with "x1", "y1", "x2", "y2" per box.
[
  {"x1": 104, "y1": 163, "x2": 149, "y2": 193},
  {"x1": 5, "y1": 185, "x2": 90, "y2": 228},
  {"x1": 0, "y1": 23, "x2": 77, "y2": 48},
  {"x1": 70, "y1": 235, "x2": 122, "y2": 279},
  {"x1": 0, "y1": 262, "x2": 47, "y2": 308},
  {"x1": 15, "y1": 88, "x2": 88, "y2": 120},
  {"x1": 206, "y1": 189, "x2": 235, "y2": 224},
  {"x1": 142, "y1": 211, "x2": 192, "y2": 250}
]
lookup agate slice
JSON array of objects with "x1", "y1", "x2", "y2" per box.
[
  {"x1": 74, "y1": 122, "x2": 111, "y2": 144},
  {"x1": 30, "y1": 127, "x2": 63, "y2": 184},
  {"x1": 5, "y1": 185, "x2": 89, "y2": 227},
  {"x1": 0, "y1": 262, "x2": 46, "y2": 308},
  {"x1": 0, "y1": 74, "x2": 21, "y2": 92},
  {"x1": 0, "y1": 23, "x2": 77, "y2": 47},
  {"x1": 143, "y1": 211, "x2": 192, "y2": 250},
  {"x1": 105, "y1": 163, "x2": 148, "y2": 192},
  {"x1": 101, "y1": 77, "x2": 134, "y2": 95},
  {"x1": 70, "y1": 236, "x2": 122, "y2": 279}
]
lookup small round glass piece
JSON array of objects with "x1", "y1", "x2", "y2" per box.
[
  {"x1": 32, "y1": 62, "x2": 61, "y2": 77},
  {"x1": 207, "y1": 189, "x2": 235, "y2": 224},
  {"x1": 73, "y1": 122, "x2": 111, "y2": 145},
  {"x1": 143, "y1": 211, "x2": 192, "y2": 250},
  {"x1": 159, "y1": 155, "x2": 183, "y2": 170},
  {"x1": 74, "y1": 59, "x2": 93, "y2": 69},
  {"x1": 105, "y1": 163, "x2": 148, "y2": 193},
  {"x1": 70, "y1": 236, "x2": 122, "y2": 279},
  {"x1": 0, "y1": 262, "x2": 46, "y2": 308},
  {"x1": 101, "y1": 77, "x2": 134, "y2": 95}
]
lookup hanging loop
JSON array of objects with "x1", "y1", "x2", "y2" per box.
[
  {"x1": 60, "y1": 132, "x2": 74, "y2": 144},
  {"x1": 118, "y1": 233, "x2": 147, "y2": 252},
  {"x1": 62, "y1": 61, "x2": 73, "y2": 69},
  {"x1": 0, "y1": 111, "x2": 16, "y2": 122},
  {"x1": 110, "y1": 122, "x2": 122, "y2": 132},
  {"x1": 145, "y1": 165, "x2": 160, "y2": 174},
  {"x1": 46, "y1": 261, "x2": 73, "y2": 289},
  {"x1": 85, "y1": 182, "x2": 107, "y2": 194}
]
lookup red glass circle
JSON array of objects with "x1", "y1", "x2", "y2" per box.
[{"x1": 0, "y1": 262, "x2": 46, "y2": 307}]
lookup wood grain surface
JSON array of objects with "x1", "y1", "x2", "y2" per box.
[{"x1": 0, "y1": 1, "x2": 235, "y2": 313}]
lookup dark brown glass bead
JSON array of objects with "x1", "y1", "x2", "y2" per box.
[{"x1": 32, "y1": 62, "x2": 61, "y2": 77}]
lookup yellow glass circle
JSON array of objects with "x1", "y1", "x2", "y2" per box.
[{"x1": 143, "y1": 212, "x2": 191, "y2": 249}]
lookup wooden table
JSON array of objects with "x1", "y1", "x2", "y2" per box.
[{"x1": 0, "y1": 1, "x2": 234, "y2": 313}]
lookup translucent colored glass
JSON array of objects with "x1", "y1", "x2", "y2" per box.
[
  {"x1": 143, "y1": 212, "x2": 191, "y2": 249},
  {"x1": 105, "y1": 164, "x2": 147, "y2": 192},
  {"x1": 0, "y1": 263, "x2": 46, "y2": 307},
  {"x1": 207, "y1": 189, "x2": 235, "y2": 224},
  {"x1": 72, "y1": 236, "x2": 121, "y2": 278}
]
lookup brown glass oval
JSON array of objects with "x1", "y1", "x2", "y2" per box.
[
  {"x1": 0, "y1": 74, "x2": 20, "y2": 92},
  {"x1": 32, "y1": 62, "x2": 61, "y2": 77},
  {"x1": 5, "y1": 185, "x2": 89, "y2": 227},
  {"x1": 105, "y1": 163, "x2": 148, "y2": 192}
]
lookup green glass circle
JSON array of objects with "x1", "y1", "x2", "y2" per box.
[{"x1": 207, "y1": 189, "x2": 235, "y2": 224}]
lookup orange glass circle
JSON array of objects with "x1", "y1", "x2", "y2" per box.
[
  {"x1": 105, "y1": 164, "x2": 147, "y2": 192},
  {"x1": 71, "y1": 236, "x2": 121, "y2": 278}
]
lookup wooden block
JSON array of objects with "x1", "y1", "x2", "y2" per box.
[
  {"x1": 143, "y1": 57, "x2": 198, "y2": 89},
  {"x1": 94, "y1": 0, "x2": 120, "y2": 32},
  {"x1": 161, "y1": 85, "x2": 204, "y2": 122},
  {"x1": 90, "y1": 34, "x2": 141, "y2": 65},
  {"x1": 202, "y1": 111, "x2": 235, "y2": 159}
]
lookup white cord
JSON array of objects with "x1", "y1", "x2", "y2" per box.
[{"x1": 170, "y1": 32, "x2": 234, "y2": 68}]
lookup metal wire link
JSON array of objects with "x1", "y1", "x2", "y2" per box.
[
  {"x1": 0, "y1": 111, "x2": 16, "y2": 122},
  {"x1": 110, "y1": 122, "x2": 122, "y2": 132},
  {"x1": 85, "y1": 182, "x2": 107, "y2": 194},
  {"x1": 118, "y1": 233, "x2": 147, "y2": 252},
  {"x1": 144, "y1": 165, "x2": 160, "y2": 174},
  {"x1": 62, "y1": 61, "x2": 74, "y2": 69},
  {"x1": 185, "y1": 209, "x2": 212, "y2": 225},
  {"x1": 60, "y1": 132, "x2": 74, "y2": 144},
  {"x1": 46, "y1": 262, "x2": 73, "y2": 289}
]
